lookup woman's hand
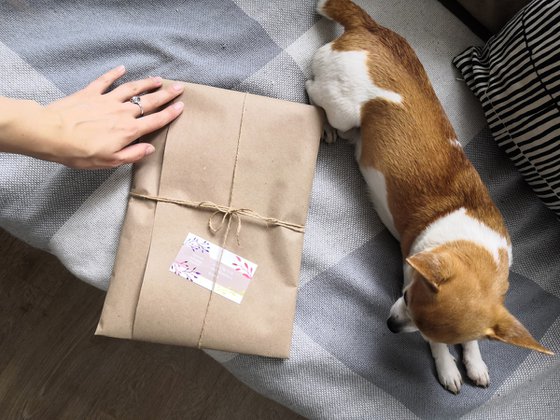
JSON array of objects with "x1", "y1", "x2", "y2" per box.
[{"x1": 0, "y1": 65, "x2": 184, "y2": 169}]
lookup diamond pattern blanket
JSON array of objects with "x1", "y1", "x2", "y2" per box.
[{"x1": 1, "y1": 1, "x2": 558, "y2": 418}]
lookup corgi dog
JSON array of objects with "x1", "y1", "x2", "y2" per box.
[{"x1": 306, "y1": 0, "x2": 553, "y2": 394}]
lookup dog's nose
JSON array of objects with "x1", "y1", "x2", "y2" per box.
[{"x1": 386, "y1": 317, "x2": 400, "y2": 333}]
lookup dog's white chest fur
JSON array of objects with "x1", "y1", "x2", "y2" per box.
[
  {"x1": 306, "y1": 43, "x2": 402, "y2": 132},
  {"x1": 411, "y1": 207, "x2": 513, "y2": 265}
]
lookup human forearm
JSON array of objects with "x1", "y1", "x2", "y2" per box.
[
  {"x1": 0, "y1": 97, "x2": 61, "y2": 159},
  {"x1": 0, "y1": 66, "x2": 184, "y2": 169}
]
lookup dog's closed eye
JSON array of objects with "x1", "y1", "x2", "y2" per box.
[{"x1": 403, "y1": 291, "x2": 409, "y2": 306}]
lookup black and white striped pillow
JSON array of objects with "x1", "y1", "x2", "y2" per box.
[{"x1": 453, "y1": 0, "x2": 560, "y2": 217}]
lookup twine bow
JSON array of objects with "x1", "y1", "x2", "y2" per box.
[{"x1": 128, "y1": 192, "x2": 305, "y2": 244}]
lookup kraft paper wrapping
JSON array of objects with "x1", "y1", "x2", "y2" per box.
[{"x1": 95, "y1": 81, "x2": 323, "y2": 358}]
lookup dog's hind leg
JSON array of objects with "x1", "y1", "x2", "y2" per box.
[
  {"x1": 306, "y1": 79, "x2": 337, "y2": 144},
  {"x1": 337, "y1": 127, "x2": 360, "y2": 144}
]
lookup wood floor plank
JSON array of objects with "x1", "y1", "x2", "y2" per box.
[{"x1": 0, "y1": 229, "x2": 302, "y2": 419}]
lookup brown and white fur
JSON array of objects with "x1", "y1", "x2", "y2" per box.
[{"x1": 306, "y1": 0, "x2": 553, "y2": 394}]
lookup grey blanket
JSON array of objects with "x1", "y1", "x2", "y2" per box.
[{"x1": 1, "y1": 1, "x2": 558, "y2": 418}]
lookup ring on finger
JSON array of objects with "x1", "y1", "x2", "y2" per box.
[{"x1": 130, "y1": 95, "x2": 144, "y2": 117}]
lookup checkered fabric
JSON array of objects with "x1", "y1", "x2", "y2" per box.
[{"x1": 1, "y1": 1, "x2": 558, "y2": 418}]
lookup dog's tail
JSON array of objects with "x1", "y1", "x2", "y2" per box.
[{"x1": 317, "y1": 0, "x2": 379, "y2": 31}]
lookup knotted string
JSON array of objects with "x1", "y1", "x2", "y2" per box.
[{"x1": 128, "y1": 192, "x2": 305, "y2": 241}]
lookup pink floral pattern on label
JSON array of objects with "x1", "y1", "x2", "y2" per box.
[
  {"x1": 169, "y1": 233, "x2": 257, "y2": 304},
  {"x1": 231, "y1": 256, "x2": 255, "y2": 279},
  {"x1": 169, "y1": 260, "x2": 201, "y2": 282}
]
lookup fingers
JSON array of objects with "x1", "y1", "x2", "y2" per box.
[
  {"x1": 136, "y1": 101, "x2": 185, "y2": 138},
  {"x1": 110, "y1": 76, "x2": 164, "y2": 102},
  {"x1": 73, "y1": 72, "x2": 185, "y2": 168},
  {"x1": 85, "y1": 65, "x2": 127, "y2": 94},
  {"x1": 126, "y1": 83, "x2": 184, "y2": 117}
]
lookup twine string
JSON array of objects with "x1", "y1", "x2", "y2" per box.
[
  {"x1": 128, "y1": 192, "x2": 305, "y2": 237},
  {"x1": 194, "y1": 92, "x2": 248, "y2": 349}
]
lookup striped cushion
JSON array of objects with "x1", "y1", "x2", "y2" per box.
[{"x1": 453, "y1": 0, "x2": 560, "y2": 217}]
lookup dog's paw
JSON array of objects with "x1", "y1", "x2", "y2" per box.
[
  {"x1": 430, "y1": 342, "x2": 462, "y2": 394},
  {"x1": 462, "y1": 340, "x2": 490, "y2": 388},
  {"x1": 436, "y1": 359, "x2": 463, "y2": 394},
  {"x1": 322, "y1": 124, "x2": 337, "y2": 144},
  {"x1": 464, "y1": 357, "x2": 490, "y2": 388}
]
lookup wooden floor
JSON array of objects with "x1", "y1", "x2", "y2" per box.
[{"x1": 0, "y1": 229, "x2": 302, "y2": 419}]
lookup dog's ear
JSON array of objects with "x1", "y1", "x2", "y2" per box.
[
  {"x1": 406, "y1": 250, "x2": 452, "y2": 293},
  {"x1": 485, "y1": 307, "x2": 554, "y2": 355}
]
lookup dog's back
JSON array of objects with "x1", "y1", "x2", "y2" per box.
[{"x1": 311, "y1": 0, "x2": 508, "y2": 256}]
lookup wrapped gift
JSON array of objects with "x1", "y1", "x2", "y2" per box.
[{"x1": 96, "y1": 81, "x2": 323, "y2": 358}]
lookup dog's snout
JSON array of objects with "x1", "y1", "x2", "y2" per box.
[{"x1": 387, "y1": 317, "x2": 400, "y2": 333}]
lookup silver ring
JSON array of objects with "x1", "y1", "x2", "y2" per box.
[{"x1": 130, "y1": 95, "x2": 144, "y2": 117}]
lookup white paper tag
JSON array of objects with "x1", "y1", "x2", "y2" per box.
[{"x1": 169, "y1": 233, "x2": 257, "y2": 304}]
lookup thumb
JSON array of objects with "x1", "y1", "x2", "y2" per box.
[{"x1": 109, "y1": 143, "x2": 155, "y2": 167}]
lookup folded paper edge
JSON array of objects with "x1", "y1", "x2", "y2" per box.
[{"x1": 95, "y1": 122, "x2": 172, "y2": 338}]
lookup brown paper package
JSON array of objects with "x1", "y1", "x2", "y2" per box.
[{"x1": 95, "y1": 81, "x2": 323, "y2": 358}]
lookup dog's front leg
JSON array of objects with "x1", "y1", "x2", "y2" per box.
[
  {"x1": 429, "y1": 341, "x2": 463, "y2": 394},
  {"x1": 462, "y1": 340, "x2": 490, "y2": 387}
]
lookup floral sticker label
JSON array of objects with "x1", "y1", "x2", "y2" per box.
[{"x1": 169, "y1": 233, "x2": 257, "y2": 304}]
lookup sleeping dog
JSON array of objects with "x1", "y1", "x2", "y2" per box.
[{"x1": 306, "y1": 0, "x2": 552, "y2": 393}]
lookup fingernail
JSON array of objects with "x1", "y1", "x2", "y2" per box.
[
  {"x1": 172, "y1": 83, "x2": 184, "y2": 92},
  {"x1": 153, "y1": 76, "x2": 163, "y2": 84},
  {"x1": 145, "y1": 144, "x2": 156, "y2": 156},
  {"x1": 117, "y1": 65, "x2": 126, "y2": 73},
  {"x1": 173, "y1": 101, "x2": 184, "y2": 111}
]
